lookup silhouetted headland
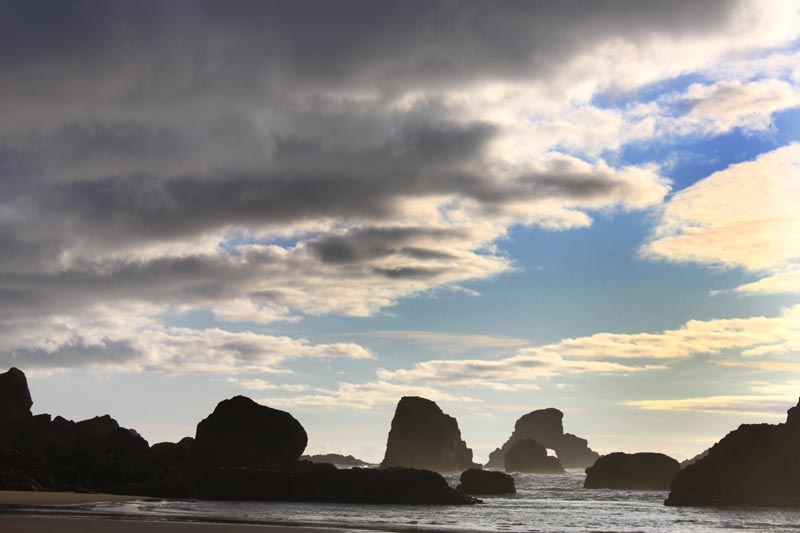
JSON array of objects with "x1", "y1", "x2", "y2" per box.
[
  {"x1": 666, "y1": 397, "x2": 800, "y2": 507},
  {"x1": 584, "y1": 452, "x2": 680, "y2": 490},
  {"x1": 485, "y1": 408, "x2": 598, "y2": 469},
  {"x1": 0, "y1": 368, "x2": 476, "y2": 505},
  {"x1": 381, "y1": 395, "x2": 480, "y2": 472}
]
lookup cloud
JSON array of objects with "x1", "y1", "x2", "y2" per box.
[
  {"x1": 623, "y1": 395, "x2": 792, "y2": 417},
  {"x1": 733, "y1": 269, "x2": 800, "y2": 295},
  {"x1": 642, "y1": 144, "x2": 800, "y2": 294},
  {"x1": 0, "y1": 0, "x2": 798, "y2": 369},
  {"x1": 0, "y1": 304, "x2": 372, "y2": 374},
  {"x1": 226, "y1": 378, "x2": 310, "y2": 393},
  {"x1": 258, "y1": 380, "x2": 481, "y2": 411},
  {"x1": 718, "y1": 360, "x2": 800, "y2": 372},
  {"x1": 344, "y1": 330, "x2": 531, "y2": 356},
  {"x1": 376, "y1": 305, "x2": 800, "y2": 388}
]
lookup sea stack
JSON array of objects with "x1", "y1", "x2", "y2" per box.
[
  {"x1": 584, "y1": 452, "x2": 680, "y2": 490},
  {"x1": 0, "y1": 367, "x2": 33, "y2": 424},
  {"x1": 505, "y1": 438, "x2": 565, "y2": 474},
  {"x1": 486, "y1": 408, "x2": 598, "y2": 469},
  {"x1": 666, "y1": 397, "x2": 800, "y2": 507},
  {"x1": 195, "y1": 395, "x2": 308, "y2": 469},
  {"x1": 381, "y1": 396, "x2": 477, "y2": 472}
]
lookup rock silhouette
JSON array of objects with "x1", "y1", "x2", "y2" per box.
[
  {"x1": 486, "y1": 408, "x2": 598, "y2": 469},
  {"x1": 0, "y1": 367, "x2": 33, "y2": 424},
  {"x1": 300, "y1": 453, "x2": 371, "y2": 467},
  {"x1": 666, "y1": 398, "x2": 800, "y2": 507},
  {"x1": 0, "y1": 368, "x2": 475, "y2": 505},
  {"x1": 200, "y1": 466, "x2": 478, "y2": 504},
  {"x1": 195, "y1": 395, "x2": 307, "y2": 469},
  {"x1": 584, "y1": 452, "x2": 680, "y2": 490},
  {"x1": 504, "y1": 438, "x2": 565, "y2": 474},
  {"x1": 381, "y1": 396, "x2": 477, "y2": 472},
  {"x1": 457, "y1": 468, "x2": 516, "y2": 495}
]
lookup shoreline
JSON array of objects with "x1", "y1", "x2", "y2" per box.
[
  {"x1": 0, "y1": 490, "x2": 150, "y2": 506},
  {"x1": 0, "y1": 490, "x2": 389, "y2": 533},
  {"x1": 0, "y1": 515, "x2": 361, "y2": 533}
]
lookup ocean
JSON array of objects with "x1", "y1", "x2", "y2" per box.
[{"x1": 24, "y1": 470, "x2": 800, "y2": 532}]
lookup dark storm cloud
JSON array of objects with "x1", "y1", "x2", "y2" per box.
[
  {"x1": 0, "y1": 0, "x2": 737, "y2": 93},
  {"x1": 0, "y1": 0, "x2": 734, "y2": 256},
  {"x1": 309, "y1": 227, "x2": 468, "y2": 264}
]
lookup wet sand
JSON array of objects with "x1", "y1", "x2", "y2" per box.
[
  {"x1": 0, "y1": 516, "x2": 358, "y2": 532},
  {"x1": 0, "y1": 491, "x2": 363, "y2": 532},
  {"x1": 0, "y1": 490, "x2": 144, "y2": 505}
]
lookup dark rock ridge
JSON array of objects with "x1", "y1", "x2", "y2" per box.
[
  {"x1": 486, "y1": 408, "x2": 598, "y2": 469},
  {"x1": 680, "y1": 448, "x2": 710, "y2": 468},
  {"x1": 504, "y1": 438, "x2": 564, "y2": 474},
  {"x1": 584, "y1": 452, "x2": 680, "y2": 490},
  {"x1": 300, "y1": 453, "x2": 372, "y2": 467},
  {"x1": 666, "y1": 398, "x2": 800, "y2": 507},
  {"x1": 195, "y1": 395, "x2": 307, "y2": 469},
  {"x1": 0, "y1": 368, "x2": 475, "y2": 505},
  {"x1": 457, "y1": 468, "x2": 515, "y2": 495},
  {"x1": 381, "y1": 396, "x2": 478, "y2": 472}
]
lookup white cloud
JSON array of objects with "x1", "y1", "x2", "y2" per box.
[
  {"x1": 733, "y1": 269, "x2": 800, "y2": 295},
  {"x1": 642, "y1": 144, "x2": 800, "y2": 294},
  {"x1": 258, "y1": 380, "x2": 481, "y2": 411},
  {"x1": 623, "y1": 395, "x2": 792, "y2": 417},
  {"x1": 376, "y1": 305, "x2": 800, "y2": 388},
  {"x1": 0, "y1": 304, "x2": 372, "y2": 374}
]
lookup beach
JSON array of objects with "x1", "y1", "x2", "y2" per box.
[
  {"x1": 0, "y1": 516, "x2": 356, "y2": 533},
  {"x1": 0, "y1": 491, "x2": 359, "y2": 533}
]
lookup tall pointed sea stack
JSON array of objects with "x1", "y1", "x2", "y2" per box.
[{"x1": 381, "y1": 396, "x2": 477, "y2": 472}]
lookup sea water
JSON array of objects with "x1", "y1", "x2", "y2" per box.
[{"x1": 40, "y1": 470, "x2": 800, "y2": 532}]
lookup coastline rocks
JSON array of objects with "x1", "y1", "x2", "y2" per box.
[
  {"x1": 195, "y1": 395, "x2": 308, "y2": 469},
  {"x1": 0, "y1": 368, "x2": 479, "y2": 505},
  {"x1": 300, "y1": 453, "x2": 371, "y2": 467},
  {"x1": 199, "y1": 466, "x2": 478, "y2": 504},
  {"x1": 505, "y1": 439, "x2": 564, "y2": 474},
  {"x1": 457, "y1": 468, "x2": 515, "y2": 495},
  {"x1": 486, "y1": 408, "x2": 598, "y2": 469},
  {"x1": 666, "y1": 398, "x2": 800, "y2": 507},
  {"x1": 584, "y1": 452, "x2": 680, "y2": 490},
  {"x1": 381, "y1": 396, "x2": 477, "y2": 472},
  {"x1": 0, "y1": 367, "x2": 33, "y2": 424}
]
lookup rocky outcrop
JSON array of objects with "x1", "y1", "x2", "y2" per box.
[
  {"x1": 0, "y1": 368, "x2": 478, "y2": 505},
  {"x1": 486, "y1": 408, "x2": 598, "y2": 469},
  {"x1": 504, "y1": 438, "x2": 564, "y2": 474},
  {"x1": 195, "y1": 395, "x2": 307, "y2": 469},
  {"x1": 381, "y1": 396, "x2": 477, "y2": 472},
  {"x1": 0, "y1": 367, "x2": 33, "y2": 424},
  {"x1": 300, "y1": 453, "x2": 371, "y2": 467},
  {"x1": 666, "y1": 398, "x2": 800, "y2": 507},
  {"x1": 584, "y1": 452, "x2": 680, "y2": 490},
  {"x1": 457, "y1": 468, "x2": 515, "y2": 495}
]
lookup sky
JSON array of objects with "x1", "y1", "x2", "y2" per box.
[{"x1": 1, "y1": 0, "x2": 799, "y2": 463}]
